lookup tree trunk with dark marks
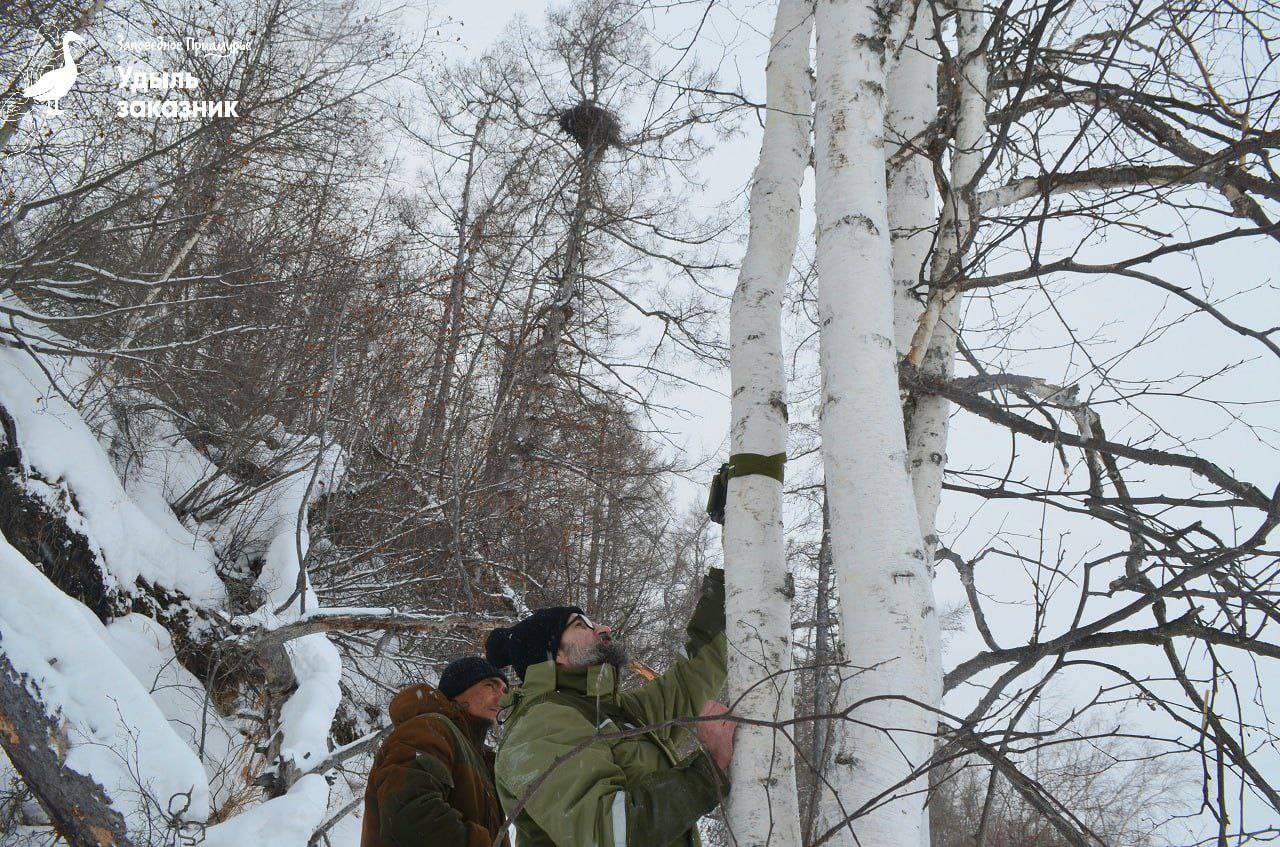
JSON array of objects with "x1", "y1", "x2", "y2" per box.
[
  {"x1": 721, "y1": 1, "x2": 813, "y2": 845},
  {"x1": 811, "y1": 0, "x2": 940, "y2": 842},
  {"x1": 0, "y1": 655, "x2": 135, "y2": 847}
]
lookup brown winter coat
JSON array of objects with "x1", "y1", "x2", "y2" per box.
[{"x1": 361, "y1": 684, "x2": 506, "y2": 847}]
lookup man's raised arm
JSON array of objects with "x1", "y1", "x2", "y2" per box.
[{"x1": 618, "y1": 567, "x2": 727, "y2": 727}]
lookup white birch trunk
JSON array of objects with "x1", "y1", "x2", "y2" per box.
[
  {"x1": 888, "y1": 20, "x2": 939, "y2": 357},
  {"x1": 811, "y1": 0, "x2": 938, "y2": 842},
  {"x1": 905, "y1": 1, "x2": 987, "y2": 372},
  {"x1": 907, "y1": 2, "x2": 988, "y2": 551},
  {"x1": 902, "y1": 31, "x2": 989, "y2": 842},
  {"x1": 723, "y1": 0, "x2": 813, "y2": 844},
  {"x1": 887, "y1": 21, "x2": 942, "y2": 846}
]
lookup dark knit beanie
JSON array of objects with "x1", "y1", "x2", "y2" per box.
[
  {"x1": 438, "y1": 656, "x2": 508, "y2": 700},
  {"x1": 485, "y1": 606, "x2": 585, "y2": 680}
]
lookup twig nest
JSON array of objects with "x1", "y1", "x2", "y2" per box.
[{"x1": 556, "y1": 101, "x2": 622, "y2": 151}]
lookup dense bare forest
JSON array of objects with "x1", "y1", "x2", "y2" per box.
[{"x1": 1, "y1": 0, "x2": 1277, "y2": 845}]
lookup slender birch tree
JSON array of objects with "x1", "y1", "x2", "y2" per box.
[
  {"x1": 887, "y1": 16, "x2": 944, "y2": 847},
  {"x1": 888, "y1": 19, "x2": 940, "y2": 360},
  {"x1": 900, "y1": 10, "x2": 986, "y2": 843},
  {"x1": 723, "y1": 1, "x2": 813, "y2": 844}
]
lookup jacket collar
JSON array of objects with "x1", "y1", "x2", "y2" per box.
[
  {"x1": 389, "y1": 683, "x2": 491, "y2": 748},
  {"x1": 453, "y1": 707, "x2": 494, "y2": 749},
  {"x1": 501, "y1": 660, "x2": 620, "y2": 712},
  {"x1": 552, "y1": 662, "x2": 620, "y2": 698}
]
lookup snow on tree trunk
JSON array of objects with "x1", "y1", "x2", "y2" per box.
[
  {"x1": 0, "y1": 650, "x2": 136, "y2": 847},
  {"x1": 723, "y1": 1, "x2": 812, "y2": 844},
  {"x1": 0, "y1": 300, "x2": 351, "y2": 838},
  {"x1": 0, "y1": 535, "x2": 213, "y2": 832},
  {"x1": 0, "y1": 319, "x2": 226, "y2": 609},
  {"x1": 811, "y1": 0, "x2": 939, "y2": 842}
]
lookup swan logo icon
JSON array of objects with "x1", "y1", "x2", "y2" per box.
[{"x1": 21, "y1": 31, "x2": 85, "y2": 115}]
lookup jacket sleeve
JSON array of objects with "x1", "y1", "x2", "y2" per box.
[
  {"x1": 495, "y1": 701, "x2": 727, "y2": 847},
  {"x1": 376, "y1": 723, "x2": 492, "y2": 847},
  {"x1": 618, "y1": 566, "x2": 727, "y2": 728}
]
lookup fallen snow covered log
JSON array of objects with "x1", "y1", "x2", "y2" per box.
[
  {"x1": 0, "y1": 302, "x2": 356, "y2": 841},
  {"x1": 0, "y1": 651, "x2": 135, "y2": 847},
  {"x1": 0, "y1": 535, "x2": 212, "y2": 842},
  {"x1": 0, "y1": 417, "x2": 118, "y2": 619},
  {"x1": 0, "y1": 334, "x2": 226, "y2": 609}
]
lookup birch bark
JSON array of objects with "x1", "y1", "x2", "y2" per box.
[
  {"x1": 811, "y1": 0, "x2": 938, "y2": 842},
  {"x1": 887, "y1": 20, "x2": 943, "y2": 847},
  {"x1": 901, "y1": 10, "x2": 988, "y2": 842},
  {"x1": 907, "y1": 1, "x2": 989, "y2": 554},
  {"x1": 723, "y1": 0, "x2": 813, "y2": 844},
  {"x1": 888, "y1": 20, "x2": 939, "y2": 357}
]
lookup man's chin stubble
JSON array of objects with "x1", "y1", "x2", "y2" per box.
[{"x1": 568, "y1": 641, "x2": 629, "y2": 669}]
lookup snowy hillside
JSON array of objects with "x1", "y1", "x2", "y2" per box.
[{"x1": 0, "y1": 306, "x2": 356, "y2": 847}]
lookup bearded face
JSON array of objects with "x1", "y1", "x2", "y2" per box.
[
  {"x1": 560, "y1": 638, "x2": 630, "y2": 670},
  {"x1": 556, "y1": 612, "x2": 629, "y2": 669}
]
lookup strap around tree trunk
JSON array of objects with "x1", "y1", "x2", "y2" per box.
[
  {"x1": 727, "y1": 452, "x2": 786, "y2": 483},
  {"x1": 706, "y1": 452, "x2": 787, "y2": 525}
]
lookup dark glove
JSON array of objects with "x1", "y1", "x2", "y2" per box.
[
  {"x1": 620, "y1": 752, "x2": 729, "y2": 846},
  {"x1": 687, "y1": 567, "x2": 725, "y2": 656}
]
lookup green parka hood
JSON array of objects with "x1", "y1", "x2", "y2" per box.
[{"x1": 499, "y1": 660, "x2": 622, "y2": 719}]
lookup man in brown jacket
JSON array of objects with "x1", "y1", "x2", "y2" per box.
[{"x1": 362, "y1": 657, "x2": 509, "y2": 847}]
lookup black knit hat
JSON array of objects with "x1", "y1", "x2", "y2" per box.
[
  {"x1": 485, "y1": 606, "x2": 585, "y2": 680},
  {"x1": 438, "y1": 656, "x2": 508, "y2": 700}
]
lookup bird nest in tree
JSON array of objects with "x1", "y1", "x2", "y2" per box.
[{"x1": 557, "y1": 101, "x2": 622, "y2": 151}]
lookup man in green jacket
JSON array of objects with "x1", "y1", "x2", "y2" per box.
[{"x1": 485, "y1": 568, "x2": 734, "y2": 847}]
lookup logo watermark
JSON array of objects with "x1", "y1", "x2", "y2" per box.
[
  {"x1": 114, "y1": 65, "x2": 238, "y2": 119},
  {"x1": 1, "y1": 28, "x2": 246, "y2": 134},
  {"x1": 22, "y1": 30, "x2": 83, "y2": 114},
  {"x1": 115, "y1": 36, "x2": 250, "y2": 57}
]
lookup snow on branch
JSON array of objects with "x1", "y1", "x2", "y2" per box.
[
  {"x1": 232, "y1": 608, "x2": 497, "y2": 650},
  {"x1": 198, "y1": 774, "x2": 329, "y2": 847}
]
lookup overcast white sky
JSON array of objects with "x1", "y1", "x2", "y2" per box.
[{"x1": 424, "y1": 0, "x2": 778, "y2": 495}]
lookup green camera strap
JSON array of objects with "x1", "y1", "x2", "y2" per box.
[{"x1": 705, "y1": 452, "x2": 786, "y2": 525}]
